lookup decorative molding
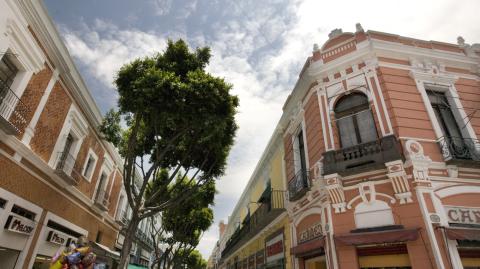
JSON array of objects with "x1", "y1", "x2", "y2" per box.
[
  {"x1": 325, "y1": 174, "x2": 346, "y2": 213},
  {"x1": 385, "y1": 160, "x2": 413, "y2": 204}
]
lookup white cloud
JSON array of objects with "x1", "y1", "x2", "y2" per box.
[{"x1": 58, "y1": 0, "x2": 480, "y2": 259}]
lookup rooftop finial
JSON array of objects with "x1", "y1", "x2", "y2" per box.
[
  {"x1": 356, "y1": 23, "x2": 364, "y2": 32},
  {"x1": 457, "y1": 36, "x2": 465, "y2": 46},
  {"x1": 328, "y1": 28, "x2": 343, "y2": 39},
  {"x1": 313, "y1": 43, "x2": 319, "y2": 51}
]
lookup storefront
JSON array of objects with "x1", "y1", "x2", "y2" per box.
[
  {"x1": 443, "y1": 206, "x2": 480, "y2": 269},
  {"x1": 0, "y1": 188, "x2": 43, "y2": 269},
  {"x1": 265, "y1": 230, "x2": 285, "y2": 269},
  {"x1": 291, "y1": 213, "x2": 327, "y2": 269},
  {"x1": 256, "y1": 249, "x2": 265, "y2": 269},
  {"x1": 335, "y1": 227, "x2": 419, "y2": 269}
]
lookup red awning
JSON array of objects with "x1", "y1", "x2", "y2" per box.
[
  {"x1": 446, "y1": 227, "x2": 480, "y2": 241},
  {"x1": 291, "y1": 237, "x2": 325, "y2": 257},
  {"x1": 335, "y1": 228, "x2": 420, "y2": 246}
]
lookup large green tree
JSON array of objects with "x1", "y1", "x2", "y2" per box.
[{"x1": 101, "y1": 39, "x2": 238, "y2": 269}]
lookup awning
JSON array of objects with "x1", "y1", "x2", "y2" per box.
[
  {"x1": 335, "y1": 228, "x2": 420, "y2": 246},
  {"x1": 92, "y1": 242, "x2": 121, "y2": 260},
  {"x1": 291, "y1": 237, "x2": 325, "y2": 257},
  {"x1": 446, "y1": 227, "x2": 480, "y2": 241}
]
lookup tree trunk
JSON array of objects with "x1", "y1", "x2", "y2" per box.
[{"x1": 118, "y1": 216, "x2": 141, "y2": 269}]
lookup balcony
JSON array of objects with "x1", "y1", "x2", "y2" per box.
[
  {"x1": 438, "y1": 136, "x2": 480, "y2": 167},
  {"x1": 116, "y1": 210, "x2": 129, "y2": 225},
  {"x1": 94, "y1": 190, "x2": 110, "y2": 211},
  {"x1": 322, "y1": 135, "x2": 402, "y2": 176},
  {"x1": 55, "y1": 151, "x2": 80, "y2": 185},
  {"x1": 221, "y1": 190, "x2": 285, "y2": 258},
  {"x1": 0, "y1": 79, "x2": 28, "y2": 135},
  {"x1": 135, "y1": 229, "x2": 154, "y2": 249},
  {"x1": 288, "y1": 170, "x2": 310, "y2": 201}
]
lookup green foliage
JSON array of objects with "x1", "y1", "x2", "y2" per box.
[
  {"x1": 174, "y1": 250, "x2": 207, "y2": 269},
  {"x1": 102, "y1": 39, "x2": 238, "y2": 178},
  {"x1": 160, "y1": 176, "x2": 215, "y2": 246}
]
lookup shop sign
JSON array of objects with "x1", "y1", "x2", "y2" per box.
[
  {"x1": 445, "y1": 206, "x2": 480, "y2": 225},
  {"x1": 265, "y1": 233, "x2": 284, "y2": 263},
  {"x1": 47, "y1": 230, "x2": 69, "y2": 245},
  {"x1": 5, "y1": 214, "x2": 35, "y2": 235},
  {"x1": 298, "y1": 222, "x2": 322, "y2": 243}
]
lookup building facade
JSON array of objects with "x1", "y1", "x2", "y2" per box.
[
  {"x1": 0, "y1": 0, "x2": 127, "y2": 268},
  {"x1": 283, "y1": 24, "x2": 480, "y2": 269},
  {"x1": 215, "y1": 24, "x2": 480, "y2": 269},
  {"x1": 218, "y1": 127, "x2": 292, "y2": 269}
]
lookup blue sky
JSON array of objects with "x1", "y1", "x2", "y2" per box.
[{"x1": 44, "y1": 0, "x2": 480, "y2": 258}]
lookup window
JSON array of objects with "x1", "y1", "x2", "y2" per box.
[
  {"x1": 0, "y1": 55, "x2": 18, "y2": 88},
  {"x1": 427, "y1": 90, "x2": 464, "y2": 145},
  {"x1": 334, "y1": 93, "x2": 377, "y2": 148},
  {"x1": 56, "y1": 133, "x2": 75, "y2": 170},
  {"x1": 83, "y1": 154, "x2": 96, "y2": 179},
  {"x1": 294, "y1": 130, "x2": 307, "y2": 174},
  {"x1": 11, "y1": 204, "x2": 36, "y2": 221}
]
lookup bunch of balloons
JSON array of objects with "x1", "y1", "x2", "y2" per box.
[{"x1": 50, "y1": 236, "x2": 96, "y2": 269}]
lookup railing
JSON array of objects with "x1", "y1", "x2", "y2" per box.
[
  {"x1": 323, "y1": 135, "x2": 402, "y2": 176},
  {"x1": 0, "y1": 78, "x2": 28, "y2": 135},
  {"x1": 94, "y1": 189, "x2": 110, "y2": 211},
  {"x1": 438, "y1": 136, "x2": 480, "y2": 163},
  {"x1": 221, "y1": 190, "x2": 286, "y2": 258},
  {"x1": 55, "y1": 151, "x2": 80, "y2": 185},
  {"x1": 135, "y1": 229, "x2": 154, "y2": 249},
  {"x1": 288, "y1": 169, "x2": 309, "y2": 201}
]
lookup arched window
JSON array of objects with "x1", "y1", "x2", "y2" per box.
[{"x1": 334, "y1": 93, "x2": 377, "y2": 148}]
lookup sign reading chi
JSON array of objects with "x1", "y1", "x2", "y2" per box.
[
  {"x1": 445, "y1": 206, "x2": 480, "y2": 225},
  {"x1": 4, "y1": 214, "x2": 35, "y2": 235}
]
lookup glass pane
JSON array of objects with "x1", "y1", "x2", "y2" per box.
[
  {"x1": 337, "y1": 117, "x2": 358, "y2": 148},
  {"x1": 334, "y1": 93, "x2": 369, "y2": 114},
  {"x1": 356, "y1": 110, "x2": 377, "y2": 143},
  {"x1": 439, "y1": 107, "x2": 465, "y2": 148}
]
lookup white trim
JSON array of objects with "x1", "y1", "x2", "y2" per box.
[
  {"x1": 435, "y1": 185, "x2": 480, "y2": 198},
  {"x1": 48, "y1": 105, "x2": 88, "y2": 169},
  {"x1": 81, "y1": 148, "x2": 98, "y2": 182},
  {"x1": 21, "y1": 69, "x2": 59, "y2": 146},
  {"x1": 416, "y1": 189, "x2": 445, "y2": 269},
  {"x1": 0, "y1": 187, "x2": 43, "y2": 269},
  {"x1": 316, "y1": 87, "x2": 329, "y2": 151},
  {"x1": 365, "y1": 72, "x2": 386, "y2": 136}
]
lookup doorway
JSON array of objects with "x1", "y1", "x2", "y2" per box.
[{"x1": 305, "y1": 256, "x2": 327, "y2": 269}]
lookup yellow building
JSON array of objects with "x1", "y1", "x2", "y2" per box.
[{"x1": 219, "y1": 127, "x2": 292, "y2": 269}]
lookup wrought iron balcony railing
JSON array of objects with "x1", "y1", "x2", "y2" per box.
[
  {"x1": 55, "y1": 151, "x2": 80, "y2": 185},
  {"x1": 0, "y1": 78, "x2": 28, "y2": 135},
  {"x1": 322, "y1": 135, "x2": 402, "y2": 176},
  {"x1": 288, "y1": 169, "x2": 309, "y2": 201},
  {"x1": 438, "y1": 136, "x2": 480, "y2": 164},
  {"x1": 94, "y1": 189, "x2": 110, "y2": 211},
  {"x1": 221, "y1": 190, "x2": 286, "y2": 258}
]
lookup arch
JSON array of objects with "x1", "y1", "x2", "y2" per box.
[
  {"x1": 354, "y1": 200, "x2": 395, "y2": 229},
  {"x1": 293, "y1": 206, "x2": 324, "y2": 227},
  {"x1": 328, "y1": 88, "x2": 371, "y2": 113},
  {"x1": 332, "y1": 91, "x2": 378, "y2": 148},
  {"x1": 435, "y1": 185, "x2": 480, "y2": 199}
]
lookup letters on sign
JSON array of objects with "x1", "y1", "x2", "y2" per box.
[
  {"x1": 265, "y1": 233, "x2": 284, "y2": 262},
  {"x1": 445, "y1": 206, "x2": 480, "y2": 225},
  {"x1": 299, "y1": 222, "x2": 322, "y2": 243},
  {"x1": 47, "y1": 230, "x2": 68, "y2": 245},
  {"x1": 5, "y1": 215, "x2": 35, "y2": 235}
]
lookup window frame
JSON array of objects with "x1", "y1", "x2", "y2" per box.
[
  {"x1": 333, "y1": 92, "x2": 378, "y2": 148},
  {"x1": 81, "y1": 149, "x2": 98, "y2": 182}
]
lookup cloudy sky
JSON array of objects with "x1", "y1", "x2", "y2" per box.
[{"x1": 44, "y1": 0, "x2": 480, "y2": 258}]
